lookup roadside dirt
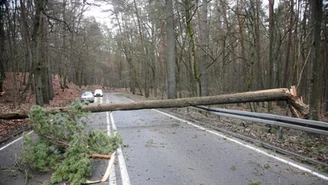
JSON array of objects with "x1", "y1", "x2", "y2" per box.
[{"x1": 0, "y1": 73, "x2": 96, "y2": 142}]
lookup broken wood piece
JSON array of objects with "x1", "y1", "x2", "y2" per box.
[
  {"x1": 288, "y1": 86, "x2": 309, "y2": 118},
  {"x1": 289, "y1": 104, "x2": 304, "y2": 118},
  {"x1": 101, "y1": 151, "x2": 116, "y2": 182},
  {"x1": 88, "y1": 153, "x2": 112, "y2": 159},
  {"x1": 84, "y1": 179, "x2": 101, "y2": 184},
  {"x1": 84, "y1": 151, "x2": 116, "y2": 184}
]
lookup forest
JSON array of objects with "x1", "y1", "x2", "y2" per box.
[{"x1": 0, "y1": 0, "x2": 327, "y2": 120}]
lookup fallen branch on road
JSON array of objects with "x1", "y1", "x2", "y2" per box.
[
  {"x1": 85, "y1": 151, "x2": 116, "y2": 184},
  {"x1": 21, "y1": 103, "x2": 122, "y2": 185}
]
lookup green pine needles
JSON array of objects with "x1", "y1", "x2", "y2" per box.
[{"x1": 21, "y1": 101, "x2": 122, "y2": 185}]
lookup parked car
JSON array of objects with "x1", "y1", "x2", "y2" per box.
[
  {"x1": 94, "y1": 89, "x2": 103, "y2": 97},
  {"x1": 80, "y1": 91, "x2": 95, "y2": 103}
]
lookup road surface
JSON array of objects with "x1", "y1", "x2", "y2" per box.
[{"x1": 0, "y1": 93, "x2": 327, "y2": 185}]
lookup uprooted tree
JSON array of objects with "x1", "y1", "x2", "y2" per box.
[{"x1": 0, "y1": 87, "x2": 309, "y2": 120}]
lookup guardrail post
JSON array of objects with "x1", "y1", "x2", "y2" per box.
[{"x1": 277, "y1": 126, "x2": 283, "y2": 139}]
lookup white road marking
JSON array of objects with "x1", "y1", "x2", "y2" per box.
[
  {"x1": 106, "y1": 95, "x2": 130, "y2": 185},
  {"x1": 153, "y1": 109, "x2": 328, "y2": 181},
  {"x1": 106, "y1": 112, "x2": 111, "y2": 136},
  {"x1": 0, "y1": 131, "x2": 33, "y2": 151},
  {"x1": 109, "y1": 166, "x2": 117, "y2": 185},
  {"x1": 110, "y1": 113, "x2": 131, "y2": 185},
  {"x1": 106, "y1": 98, "x2": 117, "y2": 185}
]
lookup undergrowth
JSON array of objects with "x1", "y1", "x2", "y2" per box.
[{"x1": 21, "y1": 101, "x2": 121, "y2": 185}]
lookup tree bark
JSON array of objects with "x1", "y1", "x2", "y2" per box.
[
  {"x1": 268, "y1": 0, "x2": 275, "y2": 89},
  {"x1": 268, "y1": 0, "x2": 275, "y2": 112},
  {"x1": 0, "y1": 88, "x2": 309, "y2": 120},
  {"x1": 0, "y1": 1, "x2": 5, "y2": 93},
  {"x1": 309, "y1": 0, "x2": 323, "y2": 120},
  {"x1": 200, "y1": 0, "x2": 208, "y2": 96},
  {"x1": 166, "y1": 0, "x2": 177, "y2": 99},
  {"x1": 283, "y1": 0, "x2": 294, "y2": 88},
  {"x1": 255, "y1": 0, "x2": 263, "y2": 90},
  {"x1": 32, "y1": 0, "x2": 47, "y2": 106},
  {"x1": 237, "y1": 0, "x2": 246, "y2": 92}
]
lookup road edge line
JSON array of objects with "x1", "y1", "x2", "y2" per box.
[
  {"x1": 0, "y1": 131, "x2": 33, "y2": 151},
  {"x1": 153, "y1": 109, "x2": 328, "y2": 181}
]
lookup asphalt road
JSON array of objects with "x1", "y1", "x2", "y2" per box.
[{"x1": 1, "y1": 93, "x2": 328, "y2": 185}]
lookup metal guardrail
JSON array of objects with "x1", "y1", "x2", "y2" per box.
[{"x1": 192, "y1": 106, "x2": 328, "y2": 136}]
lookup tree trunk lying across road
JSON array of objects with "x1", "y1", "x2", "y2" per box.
[{"x1": 0, "y1": 87, "x2": 308, "y2": 120}]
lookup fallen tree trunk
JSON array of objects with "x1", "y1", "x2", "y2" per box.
[{"x1": 0, "y1": 88, "x2": 308, "y2": 120}]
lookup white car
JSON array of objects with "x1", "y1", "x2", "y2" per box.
[
  {"x1": 80, "y1": 91, "x2": 95, "y2": 103},
  {"x1": 94, "y1": 89, "x2": 103, "y2": 97}
]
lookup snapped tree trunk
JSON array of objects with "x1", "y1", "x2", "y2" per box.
[{"x1": 0, "y1": 87, "x2": 309, "y2": 120}]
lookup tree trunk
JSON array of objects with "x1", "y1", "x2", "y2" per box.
[
  {"x1": 237, "y1": 0, "x2": 246, "y2": 92},
  {"x1": 325, "y1": 12, "x2": 328, "y2": 112},
  {"x1": 255, "y1": 0, "x2": 263, "y2": 90},
  {"x1": 0, "y1": 1, "x2": 5, "y2": 93},
  {"x1": 268, "y1": 0, "x2": 275, "y2": 112},
  {"x1": 0, "y1": 88, "x2": 309, "y2": 120},
  {"x1": 32, "y1": 0, "x2": 46, "y2": 106},
  {"x1": 309, "y1": 0, "x2": 323, "y2": 120},
  {"x1": 166, "y1": 0, "x2": 177, "y2": 99},
  {"x1": 185, "y1": 0, "x2": 199, "y2": 96},
  {"x1": 200, "y1": 0, "x2": 208, "y2": 96},
  {"x1": 283, "y1": 0, "x2": 294, "y2": 88}
]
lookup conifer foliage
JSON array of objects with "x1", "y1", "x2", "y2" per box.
[{"x1": 21, "y1": 101, "x2": 121, "y2": 184}]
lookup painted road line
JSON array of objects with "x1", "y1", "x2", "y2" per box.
[
  {"x1": 106, "y1": 98, "x2": 117, "y2": 185},
  {"x1": 107, "y1": 111, "x2": 116, "y2": 185},
  {"x1": 153, "y1": 109, "x2": 328, "y2": 181},
  {"x1": 109, "y1": 166, "x2": 117, "y2": 185},
  {"x1": 0, "y1": 131, "x2": 33, "y2": 151},
  {"x1": 110, "y1": 112, "x2": 131, "y2": 185},
  {"x1": 106, "y1": 112, "x2": 111, "y2": 136}
]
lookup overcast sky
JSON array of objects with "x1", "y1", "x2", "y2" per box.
[
  {"x1": 84, "y1": 0, "x2": 113, "y2": 27},
  {"x1": 83, "y1": 0, "x2": 280, "y2": 29}
]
